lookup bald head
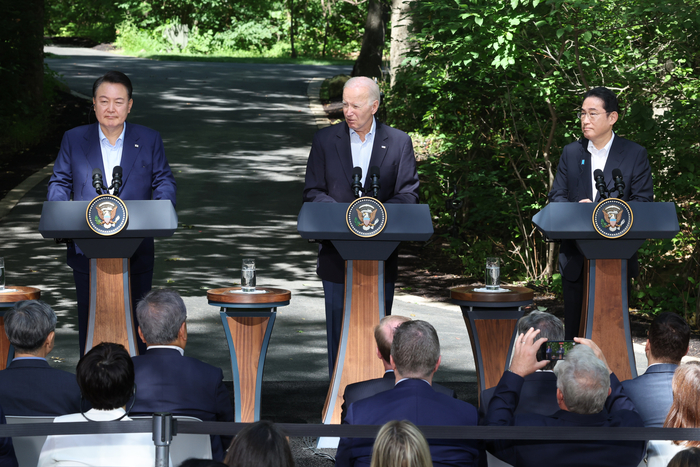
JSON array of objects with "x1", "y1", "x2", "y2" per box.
[{"x1": 375, "y1": 315, "x2": 411, "y2": 364}]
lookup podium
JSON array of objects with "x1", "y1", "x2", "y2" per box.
[
  {"x1": 298, "y1": 203, "x2": 433, "y2": 425},
  {"x1": 533, "y1": 202, "x2": 679, "y2": 380},
  {"x1": 39, "y1": 200, "x2": 177, "y2": 355}
]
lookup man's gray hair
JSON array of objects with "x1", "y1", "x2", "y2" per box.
[
  {"x1": 344, "y1": 76, "x2": 381, "y2": 107},
  {"x1": 518, "y1": 311, "x2": 564, "y2": 371},
  {"x1": 4, "y1": 300, "x2": 57, "y2": 353},
  {"x1": 391, "y1": 320, "x2": 440, "y2": 379},
  {"x1": 553, "y1": 345, "x2": 610, "y2": 414},
  {"x1": 136, "y1": 289, "x2": 187, "y2": 345}
]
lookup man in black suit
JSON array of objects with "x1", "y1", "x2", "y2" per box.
[
  {"x1": 129, "y1": 289, "x2": 233, "y2": 461},
  {"x1": 341, "y1": 315, "x2": 454, "y2": 421},
  {"x1": 549, "y1": 86, "x2": 653, "y2": 338},
  {"x1": 303, "y1": 76, "x2": 419, "y2": 376},
  {"x1": 0, "y1": 301, "x2": 81, "y2": 416}
]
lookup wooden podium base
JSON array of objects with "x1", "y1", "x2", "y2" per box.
[
  {"x1": 86, "y1": 258, "x2": 138, "y2": 356},
  {"x1": 322, "y1": 260, "x2": 385, "y2": 425}
]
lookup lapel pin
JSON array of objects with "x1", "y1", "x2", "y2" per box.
[
  {"x1": 135, "y1": 144, "x2": 139, "y2": 148},
  {"x1": 381, "y1": 145, "x2": 386, "y2": 149}
]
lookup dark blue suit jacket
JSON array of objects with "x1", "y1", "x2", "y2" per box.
[
  {"x1": 485, "y1": 371, "x2": 645, "y2": 467},
  {"x1": 336, "y1": 378, "x2": 479, "y2": 467},
  {"x1": 47, "y1": 122, "x2": 177, "y2": 274},
  {"x1": 303, "y1": 120, "x2": 419, "y2": 283},
  {"x1": 479, "y1": 371, "x2": 559, "y2": 420},
  {"x1": 548, "y1": 135, "x2": 653, "y2": 281},
  {"x1": 0, "y1": 407, "x2": 17, "y2": 467},
  {"x1": 130, "y1": 348, "x2": 234, "y2": 461},
  {"x1": 0, "y1": 359, "x2": 82, "y2": 416},
  {"x1": 622, "y1": 363, "x2": 677, "y2": 427}
]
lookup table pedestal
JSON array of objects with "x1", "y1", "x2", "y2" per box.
[
  {"x1": 0, "y1": 287, "x2": 41, "y2": 369},
  {"x1": 450, "y1": 286, "x2": 534, "y2": 404},
  {"x1": 207, "y1": 287, "x2": 290, "y2": 423}
]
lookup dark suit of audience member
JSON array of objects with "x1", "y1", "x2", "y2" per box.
[
  {"x1": 622, "y1": 312, "x2": 690, "y2": 427},
  {"x1": 485, "y1": 329, "x2": 645, "y2": 467},
  {"x1": 129, "y1": 289, "x2": 234, "y2": 461},
  {"x1": 336, "y1": 320, "x2": 479, "y2": 467},
  {"x1": 0, "y1": 407, "x2": 17, "y2": 467},
  {"x1": 0, "y1": 301, "x2": 82, "y2": 416}
]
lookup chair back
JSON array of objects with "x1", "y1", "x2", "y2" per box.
[{"x1": 6, "y1": 415, "x2": 55, "y2": 467}]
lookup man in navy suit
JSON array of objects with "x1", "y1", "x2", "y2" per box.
[
  {"x1": 485, "y1": 327, "x2": 645, "y2": 467},
  {"x1": 0, "y1": 301, "x2": 82, "y2": 416},
  {"x1": 341, "y1": 315, "x2": 455, "y2": 422},
  {"x1": 548, "y1": 87, "x2": 653, "y2": 338},
  {"x1": 622, "y1": 312, "x2": 689, "y2": 427},
  {"x1": 47, "y1": 71, "x2": 177, "y2": 355},
  {"x1": 129, "y1": 289, "x2": 234, "y2": 461},
  {"x1": 303, "y1": 76, "x2": 419, "y2": 376},
  {"x1": 336, "y1": 320, "x2": 480, "y2": 467}
]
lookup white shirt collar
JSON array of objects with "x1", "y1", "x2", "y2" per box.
[
  {"x1": 146, "y1": 345, "x2": 184, "y2": 356},
  {"x1": 98, "y1": 122, "x2": 127, "y2": 146}
]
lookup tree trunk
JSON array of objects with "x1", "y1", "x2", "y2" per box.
[
  {"x1": 389, "y1": 0, "x2": 414, "y2": 87},
  {"x1": 289, "y1": 0, "x2": 297, "y2": 58},
  {"x1": 352, "y1": 0, "x2": 388, "y2": 78}
]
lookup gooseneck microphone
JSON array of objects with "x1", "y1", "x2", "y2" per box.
[
  {"x1": 593, "y1": 169, "x2": 608, "y2": 200},
  {"x1": 92, "y1": 168, "x2": 104, "y2": 195},
  {"x1": 351, "y1": 167, "x2": 363, "y2": 198},
  {"x1": 112, "y1": 166, "x2": 123, "y2": 197},
  {"x1": 612, "y1": 168, "x2": 625, "y2": 198},
  {"x1": 369, "y1": 166, "x2": 380, "y2": 198}
]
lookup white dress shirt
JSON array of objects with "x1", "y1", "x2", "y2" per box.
[
  {"x1": 349, "y1": 118, "x2": 376, "y2": 188},
  {"x1": 98, "y1": 122, "x2": 126, "y2": 190},
  {"x1": 588, "y1": 132, "x2": 615, "y2": 201}
]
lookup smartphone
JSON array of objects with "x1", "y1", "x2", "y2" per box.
[{"x1": 536, "y1": 340, "x2": 577, "y2": 361}]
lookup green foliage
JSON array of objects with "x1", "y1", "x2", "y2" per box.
[{"x1": 45, "y1": 0, "x2": 122, "y2": 42}]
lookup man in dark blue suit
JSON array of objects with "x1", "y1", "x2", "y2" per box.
[
  {"x1": 303, "y1": 76, "x2": 419, "y2": 376},
  {"x1": 129, "y1": 289, "x2": 234, "y2": 461},
  {"x1": 622, "y1": 312, "x2": 689, "y2": 427},
  {"x1": 47, "y1": 71, "x2": 177, "y2": 355},
  {"x1": 336, "y1": 320, "x2": 479, "y2": 467},
  {"x1": 341, "y1": 315, "x2": 455, "y2": 422},
  {"x1": 485, "y1": 327, "x2": 645, "y2": 467},
  {"x1": 0, "y1": 301, "x2": 82, "y2": 416},
  {"x1": 548, "y1": 87, "x2": 653, "y2": 338}
]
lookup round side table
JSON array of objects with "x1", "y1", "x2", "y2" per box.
[
  {"x1": 207, "y1": 287, "x2": 291, "y2": 423},
  {"x1": 450, "y1": 286, "x2": 534, "y2": 402},
  {"x1": 0, "y1": 287, "x2": 41, "y2": 369}
]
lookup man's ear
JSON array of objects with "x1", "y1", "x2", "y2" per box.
[
  {"x1": 376, "y1": 347, "x2": 382, "y2": 360},
  {"x1": 389, "y1": 355, "x2": 396, "y2": 370},
  {"x1": 45, "y1": 331, "x2": 56, "y2": 353},
  {"x1": 434, "y1": 355, "x2": 442, "y2": 374},
  {"x1": 179, "y1": 322, "x2": 187, "y2": 342},
  {"x1": 138, "y1": 326, "x2": 145, "y2": 344},
  {"x1": 608, "y1": 387, "x2": 612, "y2": 396}
]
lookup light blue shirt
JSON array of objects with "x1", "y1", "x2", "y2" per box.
[
  {"x1": 349, "y1": 118, "x2": 376, "y2": 188},
  {"x1": 98, "y1": 122, "x2": 126, "y2": 190}
]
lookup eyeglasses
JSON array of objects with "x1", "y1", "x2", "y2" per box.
[{"x1": 576, "y1": 111, "x2": 611, "y2": 121}]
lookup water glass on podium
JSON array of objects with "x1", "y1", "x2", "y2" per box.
[
  {"x1": 241, "y1": 258, "x2": 256, "y2": 292},
  {"x1": 485, "y1": 257, "x2": 500, "y2": 290}
]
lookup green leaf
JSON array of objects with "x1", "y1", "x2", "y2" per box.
[
  {"x1": 511, "y1": 0, "x2": 518, "y2": 9},
  {"x1": 556, "y1": 28, "x2": 565, "y2": 38},
  {"x1": 474, "y1": 16, "x2": 483, "y2": 26},
  {"x1": 582, "y1": 31, "x2": 592, "y2": 42}
]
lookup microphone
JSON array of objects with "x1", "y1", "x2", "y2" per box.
[
  {"x1": 351, "y1": 167, "x2": 363, "y2": 198},
  {"x1": 112, "y1": 166, "x2": 123, "y2": 197},
  {"x1": 593, "y1": 169, "x2": 608, "y2": 200},
  {"x1": 369, "y1": 166, "x2": 380, "y2": 198},
  {"x1": 612, "y1": 168, "x2": 625, "y2": 198},
  {"x1": 92, "y1": 168, "x2": 104, "y2": 195}
]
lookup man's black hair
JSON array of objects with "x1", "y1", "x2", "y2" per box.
[
  {"x1": 92, "y1": 71, "x2": 133, "y2": 99},
  {"x1": 582, "y1": 86, "x2": 619, "y2": 113}
]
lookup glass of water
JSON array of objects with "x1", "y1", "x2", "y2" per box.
[
  {"x1": 241, "y1": 258, "x2": 256, "y2": 292},
  {"x1": 0, "y1": 257, "x2": 5, "y2": 291},
  {"x1": 485, "y1": 257, "x2": 500, "y2": 290}
]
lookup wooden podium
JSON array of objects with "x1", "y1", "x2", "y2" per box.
[
  {"x1": 39, "y1": 200, "x2": 177, "y2": 355},
  {"x1": 298, "y1": 203, "x2": 433, "y2": 426},
  {"x1": 533, "y1": 202, "x2": 679, "y2": 380}
]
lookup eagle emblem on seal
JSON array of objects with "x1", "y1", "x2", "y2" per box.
[{"x1": 95, "y1": 202, "x2": 120, "y2": 228}]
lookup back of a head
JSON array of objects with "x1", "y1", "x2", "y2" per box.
[
  {"x1": 668, "y1": 448, "x2": 700, "y2": 467},
  {"x1": 224, "y1": 420, "x2": 294, "y2": 467},
  {"x1": 517, "y1": 311, "x2": 564, "y2": 370},
  {"x1": 136, "y1": 288, "x2": 187, "y2": 345},
  {"x1": 370, "y1": 420, "x2": 433, "y2": 467},
  {"x1": 391, "y1": 320, "x2": 440, "y2": 379},
  {"x1": 77, "y1": 342, "x2": 134, "y2": 410},
  {"x1": 4, "y1": 300, "x2": 56, "y2": 354},
  {"x1": 553, "y1": 345, "x2": 610, "y2": 415},
  {"x1": 649, "y1": 312, "x2": 690, "y2": 364},
  {"x1": 582, "y1": 86, "x2": 619, "y2": 113},
  {"x1": 375, "y1": 315, "x2": 411, "y2": 363},
  {"x1": 664, "y1": 362, "x2": 700, "y2": 446}
]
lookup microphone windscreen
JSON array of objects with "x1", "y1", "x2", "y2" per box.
[
  {"x1": 352, "y1": 166, "x2": 362, "y2": 177},
  {"x1": 113, "y1": 166, "x2": 123, "y2": 177},
  {"x1": 612, "y1": 168, "x2": 622, "y2": 179},
  {"x1": 92, "y1": 168, "x2": 102, "y2": 177},
  {"x1": 370, "y1": 166, "x2": 380, "y2": 177},
  {"x1": 593, "y1": 169, "x2": 604, "y2": 179}
]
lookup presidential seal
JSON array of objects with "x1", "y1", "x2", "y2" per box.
[
  {"x1": 592, "y1": 198, "x2": 633, "y2": 239},
  {"x1": 86, "y1": 194, "x2": 129, "y2": 236},
  {"x1": 346, "y1": 197, "x2": 387, "y2": 238}
]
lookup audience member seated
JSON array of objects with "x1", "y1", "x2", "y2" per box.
[
  {"x1": 668, "y1": 448, "x2": 700, "y2": 467},
  {"x1": 479, "y1": 310, "x2": 563, "y2": 417},
  {"x1": 336, "y1": 320, "x2": 480, "y2": 467},
  {"x1": 223, "y1": 420, "x2": 294, "y2": 467},
  {"x1": 37, "y1": 342, "x2": 163, "y2": 467},
  {"x1": 622, "y1": 312, "x2": 690, "y2": 427},
  {"x1": 342, "y1": 315, "x2": 455, "y2": 422},
  {"x1": 130, "y1": 289, "x2": 234, "y2": 461},
  {"x1": 485, "y1": 328, "x2": 645, "y2": 467},
  {"x1": 370, "y1": 420, "x2": 433, "y2": 467},
  {"x1": 0, "y1": 300, "x2": 82, "y2": 416},
  {"x1": 645, "y1": 362, "x2": 700, "y2": 467},
  {"x1": 0, "y1": 405, "x2": 17, "y2": 467}
]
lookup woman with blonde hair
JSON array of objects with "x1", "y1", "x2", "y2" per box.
[{"x1": 370, "y1": 420, "x2": 433, "y2": 467}]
